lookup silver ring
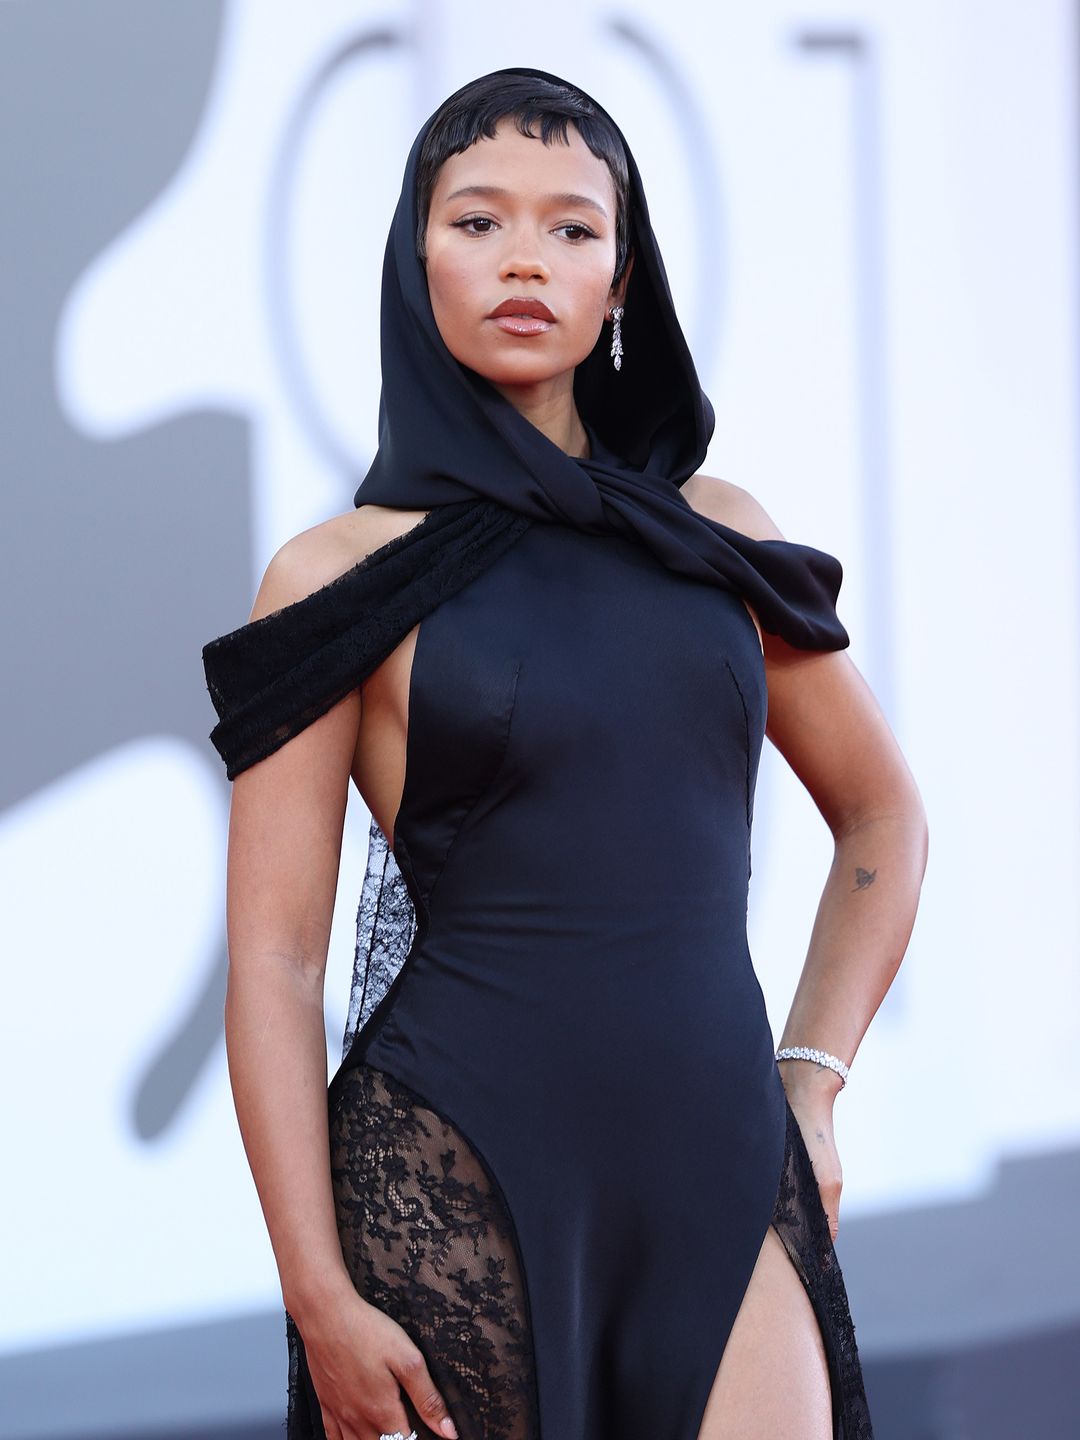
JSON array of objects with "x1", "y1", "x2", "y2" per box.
[{"x1": 379, "y1": 1432, "x2": 418, "y2": 1440}]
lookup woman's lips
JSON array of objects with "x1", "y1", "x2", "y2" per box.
[
  {"x1": 487, "y1": 298, "x2": 556, "y2": 336},
  {"x1": 489, "y1": 314, "x2": 555, "y2": 336}
]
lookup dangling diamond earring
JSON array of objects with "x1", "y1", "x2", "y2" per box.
[{"x1": 610, "y1": 305, "x2": 625, "y2": 371}]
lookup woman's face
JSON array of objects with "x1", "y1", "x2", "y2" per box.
[{"x1": 423, "y1": 116, "x2": 633, "y2": 403}]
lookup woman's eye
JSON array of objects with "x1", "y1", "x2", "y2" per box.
[
  {"x1": 557, "y1": 224, "x2": 597, "y2": 242},
  {"x1": 451, "y1": 215, "x2": 496, "y2": 235},
  {"x1": 450, "y1": 216, "x2": 598, "y2": 242}
]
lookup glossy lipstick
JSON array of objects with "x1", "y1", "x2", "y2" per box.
[{"x1": 488, "y1": 297, "x2": 556, "y2": 336}]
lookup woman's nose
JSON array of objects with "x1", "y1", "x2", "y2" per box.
[{"x1": 499, "y1": 230, "x2": 549, "y2": 283}]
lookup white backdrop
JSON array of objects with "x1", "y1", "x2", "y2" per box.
[{"x1": 3, "y1": 0, "x2": 1078, "y2": 1361}]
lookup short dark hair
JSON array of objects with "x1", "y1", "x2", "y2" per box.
[{"x1": 415, "y1": 73, "x2": 633, "y2": 288}]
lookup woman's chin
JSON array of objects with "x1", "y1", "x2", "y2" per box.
[{"x1": 464, "y1": 354, "x2": 585, "y2": 395}]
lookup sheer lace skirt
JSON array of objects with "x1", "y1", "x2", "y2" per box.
[
  {"x1": 284, "y1": 1062, "x2": 872, "y2": 1440},
  {"x1": 772, "y1": 1097, "x2": 875, "y2": 1440},
  {"x1": 287, "y1": 1064, "x2": 539, "y2": 1440}
]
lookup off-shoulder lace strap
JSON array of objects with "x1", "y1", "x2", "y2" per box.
[{"x1": 201, "y1": 499, "x2": 531, "y2": 779}]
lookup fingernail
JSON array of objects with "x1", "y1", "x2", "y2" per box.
[{"x1": 440, "y1": 1420, "x2": 458, "y2": 1438}]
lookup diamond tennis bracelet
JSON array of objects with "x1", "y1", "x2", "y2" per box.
[{"x1": 775, "y1": 1045, "x2": 850, "y2": 1088}]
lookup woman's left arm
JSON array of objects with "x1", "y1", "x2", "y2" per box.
[
  {"x1": 764, "y1": 635, "x2": 929, "y2": 1232},
  {"x1": 683, "y1": 474, "x2": 930, "y2": 1235}
]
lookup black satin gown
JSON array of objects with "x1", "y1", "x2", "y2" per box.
[{"x1": 282, "y1": 513, "x2": 874, "y2": 1440}]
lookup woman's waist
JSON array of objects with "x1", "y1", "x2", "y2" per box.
[
  {"x1": 355, "y1": 947, "x2": 780, "y2": 1148},
  {"x1": 367, "y1": 928, "x2": 770, "y2": 1062},
  {"x1": 402, "y1": 817, "x2": 752, "y2": 916},
  {"x1": 415, "y1": 886, "x2": 750, "y2": 946}
]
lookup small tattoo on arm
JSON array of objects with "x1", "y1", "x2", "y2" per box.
[{"x1": 853, "y1": 866, "x2": 877, "y2": 891}]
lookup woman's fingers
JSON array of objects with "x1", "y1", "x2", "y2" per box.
[
  {"x1": 785, "y1": 1090, "x2": 844, "y2": 1241},
  {"x1": 391, "y1": 1345, "x2": 460, "y2": 1438},
  {"x1": 814, "y1": 1156, "x2": 843, "y2": 1239},
  {"x1": 363, "y1": 1401, "x2": 422, "y2": 1440},
  {"x1": 298, "y1": 1290, "x2": 458, "y2": 1440}
]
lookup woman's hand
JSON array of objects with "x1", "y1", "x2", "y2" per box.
[
  {"x1": 780, "y1": 1067, "x2": 845, "y2": 1242},
  {"x1": 298, "y1": 1286, "x2": 459, "y2": 1440}
]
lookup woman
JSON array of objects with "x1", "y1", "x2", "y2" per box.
[{"x1": 203, "y1": 66, "x2": 927, "y2": 1440}]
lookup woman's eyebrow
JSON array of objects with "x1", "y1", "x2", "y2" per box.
[{"x1": 442, "y1": 184, "x2": 608, "y2": 219}]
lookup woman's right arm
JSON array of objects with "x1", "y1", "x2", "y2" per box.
[{"x1": 223, "y1": 520, "x2": 459, "y2": 1440}]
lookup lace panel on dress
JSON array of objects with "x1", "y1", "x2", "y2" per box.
[
  {"x1": 306, "y1": 1063, "x2": 539, "y2": 1440},
  {"x1": 342, "y1": 817, "x2": 418, "y2": 1061},
  {"x1": 772, "y1": 1098, "x2": 875, "y2": 1440}
]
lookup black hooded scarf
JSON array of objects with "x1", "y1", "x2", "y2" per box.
[
  {"x1": 201, "y1": 67, "x2": 850, "y2": 1059},
  {"x1": 202, "y1": 64, "x2": 848, "y2": 781}
]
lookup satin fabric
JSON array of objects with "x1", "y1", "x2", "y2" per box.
[{"x1": 352, "y1": 64, "x2": 849, "y2": 652}]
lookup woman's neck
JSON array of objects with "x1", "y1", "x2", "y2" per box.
[{"x1": 491, "y1": 381, "x2": 590, "y2": 459}]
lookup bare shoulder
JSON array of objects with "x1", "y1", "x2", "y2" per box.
[
  {"x1": 679, "y1": 472, "x2": 786, "y2": 544},
  {"x1": 678, "y1": 473, "x2": 786, "y2": 652},
  {"x1": 248, "y1": 504, "x2": 431, "y2": 623}
]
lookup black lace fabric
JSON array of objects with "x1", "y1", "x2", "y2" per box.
[
  {"x1": 285, "y1": 1063, "x2": 539, "y2": 1440},
  {"x1": 342, "y1": 818, "x2": 417, "y2": 1061},
  {"x1": 772, "y1": 1098, "x2": 876, "y2": 1440},
  {"x1": 285, "y1": 1071, "x2": 873, "y2": 1438},
  {"x1": 201, "y1": 500, "x2": 532, "y2": 780}
]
